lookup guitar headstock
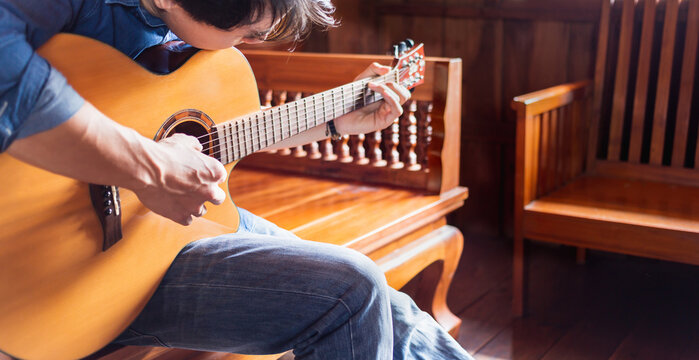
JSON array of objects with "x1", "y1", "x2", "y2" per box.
[{"x1": 392, "y1": 39, "x2": 426, "y2": 91}]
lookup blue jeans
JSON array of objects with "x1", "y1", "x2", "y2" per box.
[{"x1": 113, "y1": 209, "x2": 473, "y2": 360}]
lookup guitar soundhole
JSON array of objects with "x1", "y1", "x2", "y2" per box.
[{"x1": 155, "y1": 109, "x2": 220, "y2": 160}]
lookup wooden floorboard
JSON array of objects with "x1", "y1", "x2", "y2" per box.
[
  {"x1": 446, "y1": 234, "x2": 511, "y2": 315},
  {"x1": 450, "y1": 236, "x2": 699, "y2": 359},
  {"x1": 455, "y1": 282, "x2": 512, "y2": 355}
]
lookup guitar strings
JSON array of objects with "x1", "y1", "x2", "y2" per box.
[
  {"x1": 204, "y1": 91, "x2": 388, "y2": 162},
  {"x1": 197, "y1": 89, "x2": 384, "y2": 151},
  {"x1": 204, "y1": 70, "x2": 412, "y2": 162},
  {"x1": 190, "y1": 68, "x2": 415, "y2": 160},
  {"x1": 192, "y1": 67, "x2": 406, "y2": 146}
]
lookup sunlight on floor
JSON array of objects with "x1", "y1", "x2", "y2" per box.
[{"x1": 473, "y1": 354, "x2": 509, "y2": 360}]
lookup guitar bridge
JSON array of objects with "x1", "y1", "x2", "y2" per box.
[{"x1": 89, "y1": 184, "x2": 123, "y2": 251}]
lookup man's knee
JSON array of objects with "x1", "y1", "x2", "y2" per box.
[{"x1": 326, "y1": 248, "x2": 390, "y2": 311}]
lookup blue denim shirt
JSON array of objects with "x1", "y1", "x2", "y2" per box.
[{"x1": 0, "y1": 0, "x2": 177, "y2": 151}]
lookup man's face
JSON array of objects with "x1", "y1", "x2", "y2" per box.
[{"x1": 161, "y1": 4, "x2": 276, "y2": 50}]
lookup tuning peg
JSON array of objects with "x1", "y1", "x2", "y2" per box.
[
  {"x1": 404, "y1": 38, "x2": 415, "y2": 48},
  {"x1": 398, "y1": 41, "x2": 408, "y2": 54},
  {"x1": 390, "y1": 44, "x2": 400, "y2": 58}
]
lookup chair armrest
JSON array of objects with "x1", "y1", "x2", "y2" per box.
[
  {"x1": 511, "y1": 81, "x2": 590, "y2": 117},
  {"x1": 513, "y1": 80, "x2": 592, "y2": 208}
]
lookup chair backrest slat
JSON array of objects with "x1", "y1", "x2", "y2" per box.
[
  {"x1": 673, "y1": 0, "x2": 699, "y2": 167},
  {"x1": 608, "y1": 0, "x2": 638, "y2": 161},
  {"x1": 649, "y1": 0, "x2": 681, "y2": 165},
  {"x1": 588, "y1": 0, "x2": 614, "y2": 170},
  {"x1": 629, "y1": 0, "x2": 659, "y2": 163}
]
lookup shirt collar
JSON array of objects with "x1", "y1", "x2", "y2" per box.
[{"x1": 104, "y1": 0, "x2": 167, "y2": 28}]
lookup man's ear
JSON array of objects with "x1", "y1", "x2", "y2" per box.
[{"x1": 152, "y1": 0, "x2": 178, "y2": 11}]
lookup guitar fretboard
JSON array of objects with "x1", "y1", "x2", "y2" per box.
[{"x1": 212, "y1": 70, "x2": 399, "y2": 164}]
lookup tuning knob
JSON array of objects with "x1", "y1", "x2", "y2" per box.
[
  {"x1": 398, "y1": 41, "x2": 408, "y2": 53},
  {"x1": 405, "y1": 38, "x2": 415, "y2": 48},
  {"x1": 390, "y1": 44, "x2": 400, "y2": 57}
]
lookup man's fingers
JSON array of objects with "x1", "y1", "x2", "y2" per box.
[
  {"x1": 368, "y1": 82, "x2": 403, "y2": 117},
  {"x1": 208, "y1": 185, "x2": 226, "y2": 205},
  {"x1": 370, "y1": 62, "x2": 391, "y2": 75},
  {"x1": 196, "y1": 205, "x2": 207, "y2": 217},
  {"x1": 354, "y1": 62, "x2": 391, "y2": 81},
  {"x1": 177, "y1": 214, "x2": 194, "y2": 226},
  {"x1": 167, "y1": 133, "x2": 203, "y2": 152},
  {"x1": 202, "y1": 155, "x2": 228, "y2": 183},
  {"x1": 385, "y1": 82, "x2": 412, "y2": 104}
]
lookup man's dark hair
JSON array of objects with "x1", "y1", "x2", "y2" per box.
[{"x1": 173, "y1": 0, "x2": 337, "y2": 42}]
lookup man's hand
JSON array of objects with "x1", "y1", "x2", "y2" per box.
[
  {"x1": 7, "y1": 103, "x2": 227, "y2": 226},
  {"x1": 133, "y1": 133, "x2": 227, "y2": 226},
  {"x1": 334, "y1": 63, "x2": 412, "y2": 135}
]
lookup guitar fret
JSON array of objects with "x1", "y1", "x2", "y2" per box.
[
  {"x1": 219, "y1": 125, "x2": 229, "y2": 163},
  {"x1": 341, "y1": 87, "x2": 347, "y2": 114},
  {"x1": 266, "y1": 111, "x2": 273, "y2": 144},
  {"x1": 273, "y1": 107, "x2": 279, "y2": 141},
  {"x1": 319, "y1": 94, "x2": 325, "y2": 124},
  {"x1": 257, "y1": 114, "x2": 264, "y2": 152},
  {"x1": 345, "y1": 84, "x2": 353, "y2": 113},
  {"x1": 335, "y1": 88, "x2": 341, "y2": 118},
  {"x1": 262, "y1": 113, "x2": 269, "y2": 149},
  {"x1": 251, "y1": 115, "x2": 259, "y2": 153},
  {"x1": 273, "y1": 108, "x2": 280, "y2": 141},
  {"x1": 295, "y1": 101, "x2": 301, "y2": 133},
  {"x1": 258, "y1": 113, "x2": 265, "y2": 147},
  {"x1": 282, "y1": 106, "x2": 287, "y2": 138},
  {"x1": 238, "y1": 119, "x2": 245, "y2": 158},
  {"x1": 276, "y1": 107, "x2": 282, "y2": 140},
  {"x1": 281, "y1": 106, "x2": 287, "y2": 139},
  {"x1": 288, "y1": 105, "x2": 293, "y2": 138},
  {"x1": 227, "y1": 123, "x2": 235, "y2": 163},
  {"x1": 285, "y1": 104, "x2": 293, "y2": 137},
  {"x1": 227, "y1": 122, "x2": 236, "y2": 161},
  {"x1": 233, "y1": 122, "x2": 239, "y2": 160},
  {"x1": 251, "y1": 116, "x2": 258, "y2": 154},
  {"x1": 245, "y1": 118, "x2": 252, "y2": 156},
  {"x1": 330, "y1": 89, "x2": 336, "y2": 120},
  {"x1": 231, "y1": 122, "x2": 238, "y2": 161},
  {"x1": 301, "y1": 97, "x2": 310, "y2": 131},
  {"x1": 350, "y1": 84, "x2": 357, "y2": 112},
  {"x1": 320, "y1": 93, "x2": 325, "y2": 124},
  {"x1": 250, "y1": 116, "x2": 258, "y2": 154},
  {"x1": 254, "y1": 114, "x2": 262, "y2": 149},
  {"x1": 259, "y1": 113, "x2": 266, "y2": 151}
]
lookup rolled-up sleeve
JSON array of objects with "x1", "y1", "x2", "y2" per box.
[{"x1": 0, "y1": 6, "x2": 84, "y2": 152}]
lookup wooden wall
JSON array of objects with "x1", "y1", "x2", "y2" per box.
[{"x1": 273, "y1": 0, "x2": 602, "y2": 238}]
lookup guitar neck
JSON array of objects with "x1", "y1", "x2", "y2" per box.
[{"x1": 212, "y1": 69, "x2": 399, "y2": 165}]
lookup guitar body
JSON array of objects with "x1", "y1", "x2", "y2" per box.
[{"x1": 0, "y1": 34, "x2": 261, "y2": 360}]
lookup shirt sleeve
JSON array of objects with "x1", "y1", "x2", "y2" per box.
[{"x1": 0, "y1": 5, "x2": 85, "y2": 152}]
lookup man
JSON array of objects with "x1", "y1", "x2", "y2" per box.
[{"x1": 0, "y1": 0, "x2": 473, "y2": 358}]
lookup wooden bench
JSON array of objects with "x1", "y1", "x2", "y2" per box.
[
  {"x1": 75, "y1": 51, "x2": 466, "y2": 359},
  {"x1": 512, "y1": 0, "x2": 699, "y2": 316}
]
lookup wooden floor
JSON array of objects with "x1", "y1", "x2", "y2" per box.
[{"x1": 444, "y1": 236, "x2": 699, "y2": 360}]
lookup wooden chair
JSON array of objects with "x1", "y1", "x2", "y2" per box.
[
  {"x1": 512, "y1": 0, "x2": 699, "y2": 316},
  {"x1": 70, "y1": 51, "x2": 466, "y2": 359}
]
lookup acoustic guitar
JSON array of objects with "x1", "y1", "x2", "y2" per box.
[{"x1": 0, "y1": 34, "x2": 425, "y2": 360}]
